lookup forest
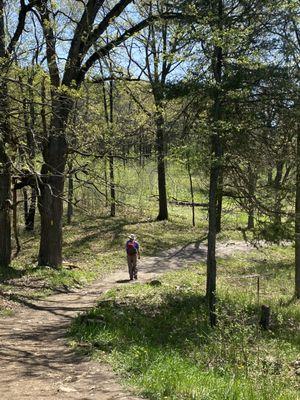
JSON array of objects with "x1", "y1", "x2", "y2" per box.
[{"x1": 0, "y1": 1, "x2": 299, "y2": 399}]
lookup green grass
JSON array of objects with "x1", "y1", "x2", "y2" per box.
[
  {"x1": 0, "y1": 195, "x2": 208, "y2": 315},
  {"x1": 69, "y1": 246, "x2": 300, "y2": 400}
]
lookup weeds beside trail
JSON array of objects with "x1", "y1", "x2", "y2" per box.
[
  {"x1": 0, "y1": 210, "x2": 200, "y2": 315},
  {"x1": 70, "y1": 246, "x2": 300, "y2": 400}
]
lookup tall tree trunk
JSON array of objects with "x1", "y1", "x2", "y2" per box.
[
  {"x1": 67, "y1": 162, "x2": 74, "y2": 225},
  {"x1": 274, "y1": 160, "x2": 283, "y2": 224},
  {"x1": 206, "y1": 0, "x2": 223, "y2": 327},
  {"x1": 247, "y1": 166, "x2": 257, "y2": 229},
  {"x1": 0, "y1": 2, "x2": 11, "y2": 267},
  {"x1": 206, "y1": 131, "x2": 222, "y2": 327},
  {"x1": 295, "y1": 124, "x2": 300, "y2": 298},
  {"x1": 101, "y1": 67, "x2": 116, "y2": 216},
  {"x1": 104, "y1": 157, "x2": 108, "y2": 207},
  {"x1": 187, "y1": 159, "x2": 195, "y2": 227},
  {"x1": 40, "y1": 76, "x2": 48, "y2": 140},
  {"x1": 0, "y1": 148, "x2": 11, "y2": 267},
  {"x1": 19, "y1": 72, "x2": 37, "y2": 231},
  {"x1": 155, "y1": 100, "x2": 168, "y2": 221},
  {"x1": 109, "y1": 78, "x2": 116, "y2": 217},
  {"x1": 109, "y1": 154, "x2": 115, "y2": 217},
  {"x1": 216, "y1": 168, "x2": 223, "y2": 233},
  {"x1": 12, "y1": 183, "x2": 20, "y2": 255},
  {"x1": 23, "y1": 187, "x2": 29, "y2": 222},
  {"x1": 25, "y1": 188, "x2": 36, "y2": 231},
  {"x1": 38, "y1": 95, "x2": 71, "y2": 267}
]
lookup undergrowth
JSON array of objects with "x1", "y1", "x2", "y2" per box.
[{"x1": 69, "y1": 247, "x2": 300, "y2": 400}]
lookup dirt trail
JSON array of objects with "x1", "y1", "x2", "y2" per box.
[{"x1": 0, "y1": 241, "x2": 251, "y2": 400}]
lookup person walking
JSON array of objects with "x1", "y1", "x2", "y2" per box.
[{"x1": 126, "y1": 234, "x2": 140, "y2": 280}]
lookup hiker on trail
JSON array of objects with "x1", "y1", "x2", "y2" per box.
[{"x1": 126, "y1": 234, "x2": 140, "y2": 280}]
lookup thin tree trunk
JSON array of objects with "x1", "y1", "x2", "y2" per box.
[
  {"x1": 187, "y1": 159, "x2": 195, "y2": 227},
  {"x1": 109, "y1": 154, "x2": 115, "y2": 217},
  {"x1": 247, "y1": 166, "x2": 257, "y2": 229},
  {"x1": 216, "y1": 168, "x2": 223, "y2": 233},
  {"x1": 267, "y1": 170, "x2": 273, "y2": 186},
  {"x1": 23, "y1": 187, "x2": 29, "y2": 222},
  {"x1": 274, "y1": 160, "x2": 283, "y2": 224},
  {"x1": 248, "y1": 206, "x2": 255, "y2": 230},
  {"x1": 12, "y1": 183, "x2": 20, "y2": 255},
  {"x1": 0, "y1": 1, "x2": 11, "y2": 267},
  {"x1": 295, "y1": 124, "x2": 300, "y2": 298},
  {"x1": 19, "y1": 72, "x2": 37, "y2": 231},
  {"x1": 155, "y1": 101, "x2": 168, "y2": 221},
  {"x1": 206, "y1": 0, "x2": 223, "y2": 327},
  {"x1": 0, "y1": 150, "x2": 11, "y2": 267},
  {"x1": 109, "y1": 77, "x2": 116, "y2": 217},
  {"x1": 67, "y1": 173, "x2": 74, "y2": 224},
  {"x1": 25, "y1": 187, "x2": 36, "y2": 231},
  {"x1": 206, "y1": 131, "x2": 222, "y2": 327},
  {"x1": 104, "y1": 157, "x2": 108, "y2": 207},
  {"x1": 101, "y1": 65, "x2": 116, "y2": 216}
]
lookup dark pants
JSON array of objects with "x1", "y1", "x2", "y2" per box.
[{"x1": 127, "y1": 254, "x2": 138, "y2": 279}]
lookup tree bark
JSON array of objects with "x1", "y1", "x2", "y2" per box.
[
  {"x1": 155, "y1": 99, "x2": 168, "y2": 221},
  {"x1": 109, "y1": 154, "x2": 116, "y2": 217},
  {"x1": 67, "y1": 163, "x2": 74, "y2": 225},
  {"x1": 274, "y1": 160, "x2": 283, "y2": 224},
  {"x1": 19, "y1": 72, "x2": 37, "y2": 231},
  {"x1": 247, "y1": 166, "x2": 257, "y2": 229},
  {"x1": 12, "y1": 184, "x2": 20, "y2": 255},
  {"x1": 0, "y1": 150, "x2": 11, "y2": 267},
  {"x1": 38, "y1": 95, "x2": 72, "y2": 267},
  {"x1": 23, "y1": 187, "x2": 29, "y2": 222},
  {"x1": 187, "y1": 159, "x2": 195, "y2": 227},
  {"x1": 295, "y1": 124, "x2": 300, "y2": 298},
  {"x1": 206, "y1": 0, "x2": 223, "y2": 327},
  {"x1": 216, "y1": 168, "x2": 223, "y2": 233},
  {"x1": 0, "y1": 0, "x2": 12, "y2": 268},
  {"x1": 104, "y1": 157, "x2": 108, "y2": 207},
  {"x1": 109, "y1": 78, "x2": 116, "y2": 217},
  {"x1": 206, "y1": 130, "x2": 222, "y2": 327},
  {"x1": 25, "y1": 187, "x2": 36, "y2": 231}
]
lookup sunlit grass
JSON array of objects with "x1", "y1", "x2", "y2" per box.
[{"x1": 69, "y1": 245, "x2": 300, "y2": 400}]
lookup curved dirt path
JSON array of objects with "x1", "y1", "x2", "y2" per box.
[{"x1": 0, "y1": 241, "x2": 251, "y2": 400}]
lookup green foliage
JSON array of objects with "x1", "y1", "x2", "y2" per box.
[
  {"x1": 254, "y1": 221, "x2": 294, "y2": 244},
  {"x1": 69, "y1": 246, "x2": 300, "y2": 400}
]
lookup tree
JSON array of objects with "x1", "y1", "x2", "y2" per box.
[
  {"x1": 34, "y1": 0, "x2": 177, "y2": 266},
  {"x1": 122, "y1": 0, "x2": 191, "y2": 220},
  {"x1": 0, "y1": 0, "x2": 35, "y2": 267}
]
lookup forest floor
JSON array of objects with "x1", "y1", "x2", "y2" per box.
[{"x1": 0, "y1": 239, "x2": 250, "y2": 400}]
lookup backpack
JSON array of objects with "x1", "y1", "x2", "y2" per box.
[{"x1": 127, "y1": 241, "x2": 137, "y2": 255}]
